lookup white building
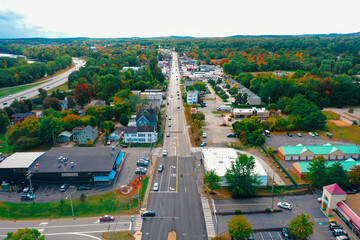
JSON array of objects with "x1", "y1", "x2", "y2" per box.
[
  {"x1": 123, "y1": 126, "x2": 158, "y2": 143},
  {"x1": 140, "y1": 92, "x2": 163, "y2": 101},
  {"x1": 187, "y1": 90, "x2": 198, "y2": 104},
  {"x1": 202, "y1": 148, "x2": 268, "y2": 186},
  {"x1": 232, "y1": 108, "x2": 269, "y2": 120}
]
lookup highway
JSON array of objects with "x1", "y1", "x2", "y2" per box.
[
  {"x1": 0, "y1": 58, "x2": 85, "y2": 109},
  {"x1": 0, "y1": 215, "x2": 137, "y2": 240},
  {"x1": 141, "y1": 52, "x2": 207, "y2": 239}
]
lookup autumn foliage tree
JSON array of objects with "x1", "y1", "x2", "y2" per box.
[
  {"x1": 348, "y1": 165, "x2": 360, "y2": 187},
  {"x1": 74, "y1": 84, "x2": 92, "y2": 107},
  {"x1": 43, "y1": 97, "x2": 62, "y2": 111}
]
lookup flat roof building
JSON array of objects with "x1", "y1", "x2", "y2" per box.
[
  {"x1": 202, "y1": 148, "x2": 267, "y2": 186},
  {"x1": 232, "y1": 108, "x2": 269, "y2": 120},
  {"x1": 29, "y1": 147, "x2": 124, "y2": 185}
]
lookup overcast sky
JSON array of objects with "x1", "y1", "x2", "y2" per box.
[{"x1": 0, "y1": 0, "x2": 359, "y2": 38}]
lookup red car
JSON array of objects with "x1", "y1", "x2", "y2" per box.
[{"x1": 99, "y1": 215, "x2": 115, "y2": 222}]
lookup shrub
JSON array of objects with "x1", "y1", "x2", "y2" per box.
[
  {"x1": 348, "y1": 108, "x2": 354, "y2": 113},
  {"x1": 265, "y1": 208, "x2": 271, "y2": 213},
  {"x1": 60, "y1": 199, "x2": 65, "y2": 205},
  {"x1": 80, "y1": 193, "x2": 87, "y2": 202},
  {"x1": 235, "y1": 209, "x2": 242, "y2": 215}
]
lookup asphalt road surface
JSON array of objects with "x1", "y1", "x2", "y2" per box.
[
  {"x1": 0, "y1": 58, "x2": 85, "y2": 108},
  {"x1": 0, "y1": 215, "x2": 136, "y2": 240},
  {"x1": 141, "y1": 52, "x2": 207, "y2": 239}
]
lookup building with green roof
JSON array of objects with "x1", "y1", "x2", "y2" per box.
[
  {"x1": 278, "y1": 144, "x2": 359, "y2": 161},
  {"x1": 293, "y1": 159, "x2": 360, "y2": 178}
]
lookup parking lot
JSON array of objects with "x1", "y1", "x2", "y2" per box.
[
  {"x1": 214, "y1": 193, "x2": 337, "y2": 240},
  {"x1": 264, "y1": 133, "x2": 352, "y2": 150},
  {"x1": 253, "y1": 231, "x2": 284, "y2": 240}
]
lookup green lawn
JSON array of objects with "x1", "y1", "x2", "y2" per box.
[
  {"x1": 326, "y1": 122, "x2": 360, "y2": 145},
  {"x1": 323, "y1": 111, "x2": 340, "y2": 120},
  {"x1": 48, "y1": 83, "x2": 69, "y2": 93},
  {"x1": 0, "y1": 134, "x2": 14, "y2": 154},
  {"x1": 0, "y1": 177, "x2": 148, "y2": 220}
]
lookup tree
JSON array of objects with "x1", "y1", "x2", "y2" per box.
[
  {"x1": 348, "y1": 165, "x2": 360, "y2": 187},
  {"x1": 74, "y1": 84, "x2": 92, "y2": 107},
  {"x1": 67, "y1": 95, "x2": 75, "y2": 108},
  {"x1": 119, "y1": 113, "x2": 129, "y2": 126},
  {"x1": 43, "y1": 97, "x2": 62, "y2": 111},
  {"x1": 80, "y1": 193, "x2": 87, "y2": 202},
  {"x1": 0, "y1": 113, "x2": 10, "y2": 133},
  {"x1": 288, "y1": 213, "x2": 314, "y2": 240},
  {"x1": 100, "y1": 121, "x2": 115, "y2": 137},
  {"x1": 306, "y1": 157, "x2": 328, "y2": 188},
  {"x1": 38, "y1": 116, "x2": 63, "y2": 144},
  {"x1": 224, "y1": 154, "x2": 261, "y2": 197},
  {"x1": 232, "y1": 116, "x2": 265, "y2": 145},
  {"x1": 228, "y1": 87, "x2": 239, "y2": 96},
  {"x1": 203, "y1": 170, "x2": 222, "y2": 193},
  {"x1": 228, "y1": 215, "x2": 252, "y2": 240},
  {"x1": 38, "y1": 88, "x2": 48, "y2": 102},
  {"x1": 326, "y1": 162, "x2": 349, "y2": 189},
  {"x1": 6, "y1": 117, "x2": 40, "y2": 145},
  {"x1": 234, "y1": 93, "x2": 248, "y2": 105},
  {"x1": 5, "y1": 228, "x2": 44, "y2": 240}
]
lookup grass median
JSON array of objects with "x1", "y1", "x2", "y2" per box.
[{"x1": 0, "y1": 177, "x2": 148, "y2": 220}]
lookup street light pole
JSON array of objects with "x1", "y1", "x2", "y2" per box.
[{"x1": 66, "y1": 193, "x2": 74, "y2": 217}]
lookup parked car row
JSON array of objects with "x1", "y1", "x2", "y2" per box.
[
  {"x1": 287, "y1": 132, "x2": 319, "y2": 137},
  {"x1": 330, "y1": 221, "x2": 349, "y2": 238}
]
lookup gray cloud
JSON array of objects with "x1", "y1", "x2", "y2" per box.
[{"x1": 0, "y1": 10, "x2": 66, "y2": 38}]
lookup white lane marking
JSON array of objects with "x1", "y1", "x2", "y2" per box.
[
  {"x1": 185, "y1": 187, "x2": 187, "y2": 193},
  {"x1": 38, "y1": 229, "x2": 44, "y2": 233},
  {"x1": 167, "y1": 165, "x2": 172, "y2": 190},
  {"x1": 159, "y1": 168, "x2": 164, "y2": 190},
  {"x1": 0, "y1": 222, "x2": 130, "y2": 230},
  {"x1": 72, "y1": 233, "x2": 101, "y2": 240},
  {"x1": 39, "y1": 222, "x2": 48, "y2": 227}
]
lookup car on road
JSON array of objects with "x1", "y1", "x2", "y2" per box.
[
  {"x1": 227, "y1": 133, "x2": 237, "y2": 138},
  {"x1": 277, "y1": 202, "x2": 292, "y2": 210},
  {"x1": 135, "y1": 167, "x2": 147, "y2": 175},
  {"x1": 296, "y1": 133, "x2": 302, "y2": 137},
  {"x1": 3, "y1": 102, "x2": 7, "y2": 105},
  {"x1": 168, "y1": 116, "x2": 172, "y2": 120},
  {"x1": 99, "y1": 215, "x2": 115, "y2": 222},
  {"x1": 77, "y1": 185, "x2": 92, "y2": 191},
  {"x1": 8, "y1": 94, "x2": 12, "y2": 97},
  {"x1": 21, "y1": 194, "x2": 35, "y2": 201},
  {"x1": 177, "y1": 106, "x2": 180, "y2": 109},
  {"x1": 309, "y1": 132, "x2": 315, "y2": 137},
  {"x1": 332, "y1": 228, "x2": 348, "y2": 237},
  {"x1": 202, "y1": 133, "x2": 207, "y2": 138},
  {"x1": 166, "y1": 133, "x2": 170, "y2": 137},
  {"x1": 281, "y1": 228, "x2": 293, "y2": 240},
  {"x1": 158, "y1": 165, "x2": 164, "y2": 173},
  {"x1": 168, "y1": 123, "x2": 171, "y2": 127},
  {"x1": 287, "y1": 132, "x2": 293, "y2": 137},
  {"x1": 60, "y1": 184, "x2": 69, "y2": 192},
  {"x1": 200, "y1": 142, "x2": 207, "y2": 147},
  {"x1": 162, "y1": 150, "x2": 168, "y2": 156},
  {"x1": 153, "y1": 182, "x2": 159, "y2": 191},
  {"x1": 141, "y1": 210, "x2": 155, "y2": 217}
]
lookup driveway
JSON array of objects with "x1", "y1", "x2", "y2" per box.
[{"x1": 214, "y1": 193, "x2": 335, "y2": 240}]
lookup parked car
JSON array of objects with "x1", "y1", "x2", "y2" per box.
[
  {"x1": 106, "y1": 140, "x2": 111, "y2": 145},
  {"x1": 296, "y1": 133, "x2": 302, "y2": 137},
  {"x1": 335, "y1": 235, "x2": 351, "y2": 240},
  {"x1": 200, "y1": 142, "x2": 207, "y2": 147},
  {"x1": 22, "y1": 187, "x2": 30, "y2": 193},
  {"x1": 329, "y1": 222, "x2": 343, "y2": 230},
  {"x1": 158, "y1": 165, "x2": 164, "y2": 173},
  {"x1": 120, "y1": 144, "x2": 127, "y2": 148},
  {"x1": 202, "y1": 133, "x2": 207, "y2": 138},
  {"x1": 277, "y1": 202, "x2": 292, "y2": 210},
  {"x1": 141, "y1": 210, "x2": 155, "y2": 217},
  {"x1": 317, "y1": 197, "x2": 322, "y2": 203},
  {"x1": 135, "y1": 167, "x2": 147, "y2": 175},
  {"x1": 332, "y1": 228, "x2": 348, "y2": 237},
  {"x1": 281, "y1": 228, "x2": 293, "y2": 240},
  {"x1": 153, "y1": 182, "x2": 159, "y2": 191},
  {"x1": 60, "y1": 184, "x2": 69, "y2": 192},
  {"x1": 99, "y1": 215, "x2": 115, "y2": 222},
  {"x1": 314, "y1": 132, "x2": 319, "y2": 136},
  {"x1": 162, "y1": 150, "x2": 168, "y2": 156},
  {"x1": 287, "y1": 132, "x2": 293, "y2": 137},
  {"x1": 227, "y1": 133, "x2": 237, "y2": 138},
  {"x1": 77, "y1": 185, "x2": 92, "y2": 191},
  {"x1": 137, "y1": 160, "x2": 149, "y2": 167},
  {"x1": 309, "y1": 132, "x2": 315, "y2": 137},
  {"x1": 21, "y1": 194, "x2": 35, "y2": 201}
]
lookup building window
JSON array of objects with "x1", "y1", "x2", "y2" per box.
[{"x1": 138, "y1": 134, "x2": 145, "y2": 137}]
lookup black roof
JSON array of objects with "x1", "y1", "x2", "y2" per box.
[
  {"x1": 124, "y1": 126, "x2": 155, "y2": 133},
  {"x1": 30, "y1": 147, "x2": 121, "y2": 173},
  {"x1": 136, "y1": 114, "x2": 157, "y2": 123},
  {"x1": 138, "y1": 108, "x2": 158, "y2": 115}
]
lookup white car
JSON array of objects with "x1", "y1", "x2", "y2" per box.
[
  {"x1": 202, "y1": 133, "x2": 207, "y2": 138},
  {"x1": 277, "y1": 202, "x2": 292, "y2": 210},
  {"x1": 153, "y1": 182, "x2": 159, "y2": 191},
  {"x1": 168, "y1": 116, "x2": 172, "y2": 120},
  {"x1": 162, "y1": 150, "x2": 168, "y2": 156},
  {"x1": 309, "y1": 132, "x2": 315, "y2": 137}
]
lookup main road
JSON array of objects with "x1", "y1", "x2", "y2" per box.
[
  {"x1": 0, "y1": 58, "x2": 85, "y2": 108},
  {"x1": 141, "y1": 52, "x2": 208, "y2": 239}
]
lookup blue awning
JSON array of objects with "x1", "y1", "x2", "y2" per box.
[
  {"x1": 94, "y1": 170, "x2": 116, "y2": 182},
  {"x1": 115, "y1": 152, "x2": 124, "y2": 166}
]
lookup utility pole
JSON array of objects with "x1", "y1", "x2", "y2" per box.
[
  {"x1": 66, "y1": 193, "x2": 74, "y2": 217},
  {"x1": 271, "y1": 170, "x2": 275, "y2": 210},
  {"x1": 26, "y1": 171, "x2": 35, "y2": 204}
]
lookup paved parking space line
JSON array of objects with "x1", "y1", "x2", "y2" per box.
[
  {"x1": 277, "y1": 232, "x2": 283, "y2": 239},
  {"x1": 259, "y1": 232, "x2": 265, "y2": 240}
]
